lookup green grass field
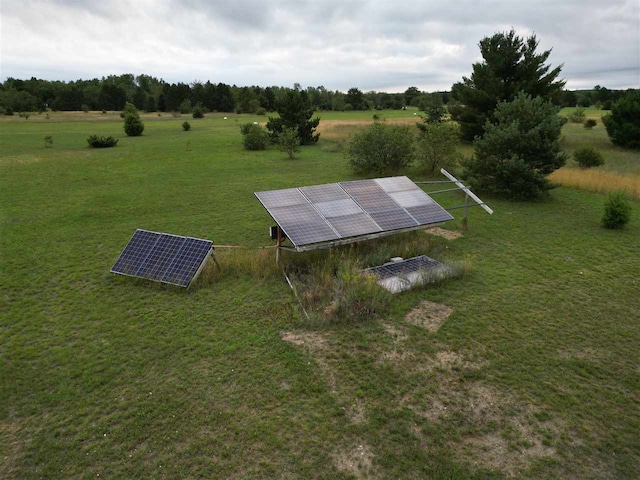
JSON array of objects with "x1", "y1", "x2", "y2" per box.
[{"x1": 1, "y1": 111, "x2": 639, "y2": 478}]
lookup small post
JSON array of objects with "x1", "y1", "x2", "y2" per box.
[
  {"x1": 275, "y1": 227, "x2": 282, "y2": 264},
  {"x1": 462, "y1": 192, "x2": 469, "y2": 230}
]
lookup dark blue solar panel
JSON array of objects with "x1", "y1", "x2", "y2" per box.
[
  {"x1": 368, "y1": 209, "x2": 417, "y2": 230},
  {"x1": 136, "y1": 234, "x2": 187, "y2": 281},
  {"x1": 161, "y1": 237, "x2": 213, "y2": 287},
  {"x1": 112, "y1": 230, "x2": 212, "y2": 287},
  {"x1": 111, "y1": 230, "x2": 161, "y2": 276}
]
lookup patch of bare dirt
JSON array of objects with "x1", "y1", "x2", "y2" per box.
[
  {"x1": 281, "y1": 331, "x2": 328, "y2": 351},
  {"x1": 404, "y1": 301, "x2": 453, "y2": 332},
  {"x1": 333, "y1": 442, "x2": 377, "y2": 479},
  {"x1": 462, "y1": 421, "x2": 556, "y2": 477},
  {"x1": 424, "y1": 227, "x2": 463, "y2": 240}
]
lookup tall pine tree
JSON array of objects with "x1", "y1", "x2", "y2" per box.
[{"x1": 450, "y1": 29, "x2": 565, "y2": 141}]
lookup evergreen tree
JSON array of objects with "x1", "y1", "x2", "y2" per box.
[
  {"x1": 123, "y1": 101, "x2": 144, "y2": 136},
  {"x1": 462, "y1": 92, "x2": 566, "y2": 200},
  {"x1": 450, "y1": 29, "x2": 565, "y2": 141},
  {"x1": 266, "y1": 90, "x2": 320, "y2": 145},
  {"x1": 602, "y1": 90, "x2": 640, "y2": 149}
]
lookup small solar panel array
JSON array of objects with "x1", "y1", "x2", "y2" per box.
[
  {"x1": 255, "y1": 176, "x2": 453, "y2": 249},
  {"x1": 111, "y1": 229, "x2": 213, "y2": 287}
]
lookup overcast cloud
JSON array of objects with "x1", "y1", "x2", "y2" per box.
[{"x1": 1, "y1": 0, "x2": 638, "y2": 91}]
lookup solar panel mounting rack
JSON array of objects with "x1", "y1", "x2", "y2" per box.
[{"x1": 111, "y1": 229, "x2": 213, "y2": 288}]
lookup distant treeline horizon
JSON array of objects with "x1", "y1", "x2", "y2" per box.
[{"x1": 0, "y1": 74, "x2": 630, "y2": 114}]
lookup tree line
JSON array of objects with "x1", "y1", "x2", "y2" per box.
[
  {"x1": 0, "y1": 75, "x2": 438, "y2": 114},
  {"x1": 0, "y1": 73, "x2": 623, "y2": 116}
]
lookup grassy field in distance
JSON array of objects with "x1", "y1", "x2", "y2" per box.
[{"x1": 1, "y1": 110, "x2": 639, "y2": 478}]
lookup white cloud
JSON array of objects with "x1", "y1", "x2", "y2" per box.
[{"x1": 1, "y1": 0, "x2": 638, "y2": 90}]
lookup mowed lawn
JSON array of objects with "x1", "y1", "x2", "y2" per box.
[{"x1": 1, "y1": 112, "x2": 639, "y2": 479}]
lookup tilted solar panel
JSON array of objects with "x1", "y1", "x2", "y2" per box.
[
  {"x1": 111, "y1": 229, "x2": 213, "y2": 288},
  {"x1": 255, "y1": 176, "x2": 453, "y2": 250}
]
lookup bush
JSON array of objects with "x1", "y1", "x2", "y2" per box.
[
  {"x1": 122, "y1": 102, "x2": 144, "y2": 136},
  {"x1": 463, "y1": 92, "x2": 567, "y2": 200},
  {"x1": 573, "y1": 147, "x2": 604, "y2": 168},
  {"x1": 602, "y1": 90, "x2": 640, "y2": 149},
  {"x1": 346, "y1": 122, "x2": 414, "y2": 174},
  {"x1": 192, "y1": 103, "x2": 204, "y2": 119},
  {"x1": 182, "y1": 121, "x2": 191, "y2": 131},
  {"x1": 5, "y1": 107, "x2": 14, "y2": 116},
  {"x1": 240, "y1": 123, "x2": 269, "y2": 150},
  {"x1": 568, "y1": 106, "x2": 586, "y2": 123},
  {"x1": 415, "y1": 122, "x2": 460, "y2": 174},
  {"x1": 276, "y1": 127, "x2": 301, "y2": 159},
  {"x1": 602, "y1": 191, "x2": 631, "y2": 229},
  {"x1": 256, "y1": 107, "x2": 267, "y2": 116},
  {"x1": 583, "y1": 119, "x2": 597, "y2": 129},
  {"x1": 44, "y1": 135, "x2": 53, "y2": 148},
  {"x1": 81, "y1": 104, "x2": 89, "y2": 113},
  {"x1": 87, "y1": 135, "x2": 119, "y2": 148}
]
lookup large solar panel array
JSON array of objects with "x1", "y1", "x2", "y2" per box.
[
  {"x1": 111, "y1": 229, "x2": 213, "y2": 287},
  {"x1": 255, "y1": 176, "x2": 453, "y2": 250}
]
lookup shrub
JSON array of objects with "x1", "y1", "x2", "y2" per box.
[
  {"x1": 346, "y1": 122, "x2": 414, "y2": 174},
  {"x1": 415, "y1": 122, "x2": 460, "y2": 174},
  {"x1": 122, "y1": 101, "x2": 144, "y2": 136},
  {"x1": 182, "y1": 121, "x2": 191, "y2": 131},
  {"x1": 574, "y1": 147, "x2": 604, "y2": 168},
  {"x1": 240, "y1": 123, "x2": 269, "y2": 150},
  {"x1": 602, "y1": 90, "x2": 640, "y2": 149},
  {"x1": 87, "y1": 135, "x2": 119, "y2": 148},
  {"x1": 583, "y1": 118, "x2": 597, "y2": 129},
  {"x1": 602, "y1": 191, "x2": 631, "y2": 229},
  {"x1": 568, "y1": 106, "x2": 586, "y2": 123},
  {"x1": 5, "y1": 107, "x2": 14, "y2": 116},
  {"x1": 81, "y1": 104, "x2": 89, "y2": 113},
  {"x1": 256, "y1": 107, "x2": 267, "y2": 116},
  {"x1": 44, "y1": 135, "x2": 53, "y2": 148},
  {"x1": 276, "y1": 127, "x2": 301, "y2": 159},
  {"x1": 463, "y1": 92, "x2": 567, "y2": 200},
  {"x1": 192, "y1": 103, "x2": 204, "y2": 119}
]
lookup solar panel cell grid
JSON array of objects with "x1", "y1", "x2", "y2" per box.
[
  {"x1": 162, "y1": 237, "x2": 212, "y2": 287},
  {"x1": 136, "y1": 234, "x2": 186, "y2": 281},
  {"x1": 364, "y1": 255, "x2": 446, "y2": 280},
  {"x1": 374, "y1": 176, "x2": 418, "y2": 193},
  {"x1": 388, "y1": 189, "x2": 434, "y2": 208},
  {"x1": 112, "y1": 230, "x2": 212, "y2": 287},
  {"x1": 407, "y1": 204, "x2": 454, "y2": 225},
  {"x1": 255, "y1": 176, "x2": 454, "y2": 249},
  {"x1": 299, "y1": 183, "x2": 350, "y2": 203},
  {"x1": 111, "y1": 230, "x2": 161, "y2": 276},
  {"x1": 368, "y1": 209, "x2": 418, "y2": 230},
  {"x1": 326, "y1": 213, "x2": 381, "y2": 237},
  {"x1": 255, "y1": 188, "x2": 307, "y2": 208},
  {"x1": 314, "y1": 198, "x2": 363, "y2": 218},
  {"x1": 268, "y1": 203, "x2": 339, "y2": 246}
]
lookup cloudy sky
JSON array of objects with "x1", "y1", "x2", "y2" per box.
[{"x1": 1, "y1": 0, "x2": 639, "y2": 91}]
